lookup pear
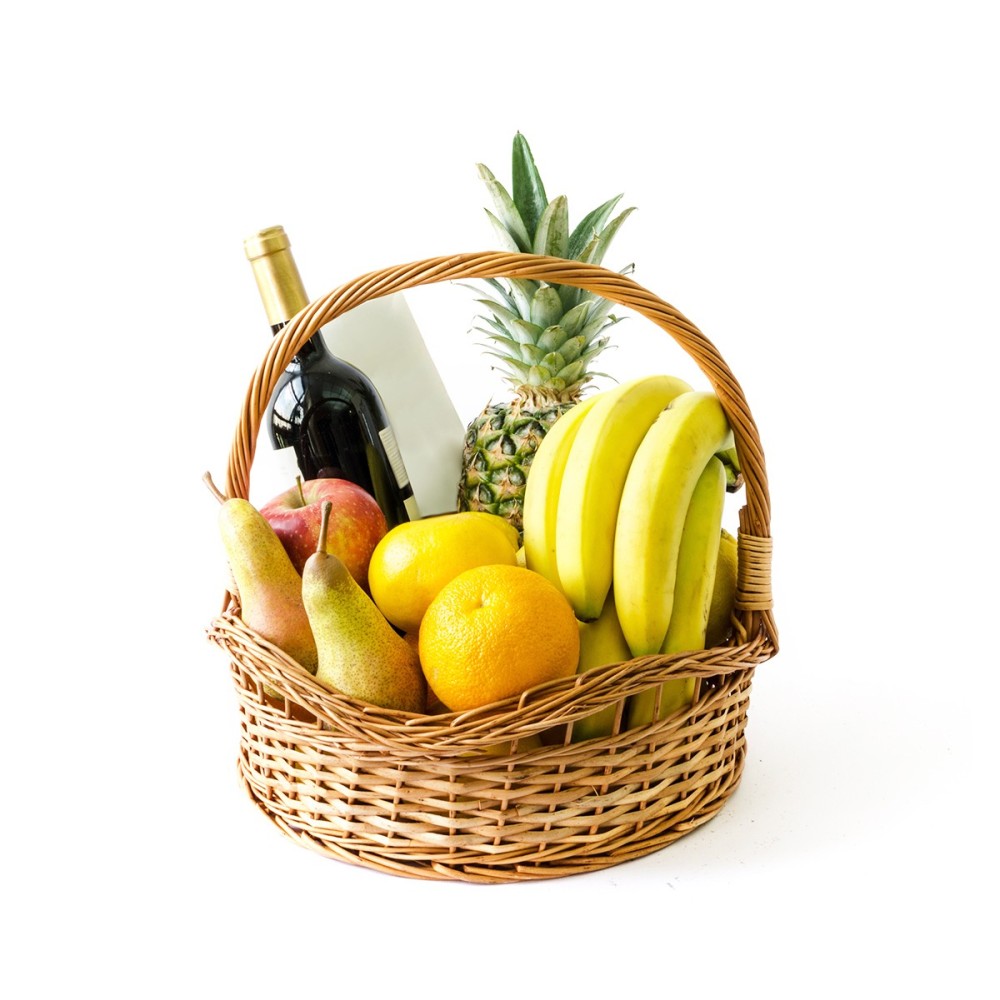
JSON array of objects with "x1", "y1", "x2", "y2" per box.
[
  {"x1": 204, "y1": 472, "x2": 317, "y2": 675},
  {"x1": 303, "y1": 501, "x2": 426, "y2": 713}
]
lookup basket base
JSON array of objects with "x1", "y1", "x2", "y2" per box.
[
  {"x1": 236, "y1": 730, "x2": 747, "y2": 884},
  {"x1": 209, "y1": 608, "x2": 764, "y2": 884}
]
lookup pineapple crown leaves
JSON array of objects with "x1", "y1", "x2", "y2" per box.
[
  {"x1": 477, "y1": 133, "x2": 635, "y2": 311},
  {"x1": 471, "y1": 294, "x2": 623, "y2": 394},
  {"x1": 483, "y1": 132, "x2": 633, "y2": 260},
  {"x1": 469, "y1": 132, "x2": 635, "y2": 398},
  {"x1": 478, "y1": 166, "x2": 634, "y2": 311}
]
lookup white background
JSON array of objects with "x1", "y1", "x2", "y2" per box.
[{"x1": 3, "y1": 2, "x2": 996, "y2": 996}]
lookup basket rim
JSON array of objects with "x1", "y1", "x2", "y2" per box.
[{"x1": 208, "y1": 606, "x2": 770, "y2": 747}]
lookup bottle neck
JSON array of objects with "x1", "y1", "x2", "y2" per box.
[
  {"x1": 248, "y1": 246, "x2": 309, "y2": 328},
  {"x1": 245, "y1": 226, "x2": 328, "y2": 360}
]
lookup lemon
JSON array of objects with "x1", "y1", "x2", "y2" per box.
[
  {"x1": 459, "y1": 511, "x2": 520, "y2": 551},
  {"x1": 368, "y1": 511, "x2": 519, "y2": 634}
]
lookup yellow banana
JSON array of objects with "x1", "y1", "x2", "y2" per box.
[
  {"x1": 522, "y1": 395, "x2": 600, "y2": 589},
  {"x1": 626, "y1": 456, "x2": 726, "y2": 727},
  {"x1": 555, "y1": 374, "x2": 693, "y2": 621},
  {"x1": 614, "y1": 391, "x2": 733, "y2": 656},
  {"x1": 706, "y1": 528, "x2": 738, "y2": 648},
  {"x1": 573, "y1": 588, "x2": 633, "y2": 741},
  {"x1": 661, "y1": 456, "x2": 726, "y2": 654}
]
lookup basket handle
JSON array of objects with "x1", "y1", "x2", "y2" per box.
[{"x1": 223, "y1": 251, "x2": 776, "y2": 650}]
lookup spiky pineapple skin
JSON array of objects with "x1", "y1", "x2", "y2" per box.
[{"x1": 458, "y1": 397, "x2": 577, "y2": 536}]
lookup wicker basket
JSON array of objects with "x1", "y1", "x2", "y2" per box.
[{"x1": 207, "y1": 251, "x2": 778, "y2": 883}]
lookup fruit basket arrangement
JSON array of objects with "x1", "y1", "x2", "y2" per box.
[{"x1": 207, "y1": 249, "x2": 778, "y2": 884}]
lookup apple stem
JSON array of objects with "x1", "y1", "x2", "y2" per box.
[
  {"x1": 317, "y1": 500, "x2": 332, "y2": 555},
  {"x1": 296, "y1": 475, "x2": 306, "y2": 507},
  {"x1": 202, "y1": 471, "x2": 228, "y2": 505}
]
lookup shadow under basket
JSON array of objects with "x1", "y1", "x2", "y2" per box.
[{"x1": 206, "y1": 251, "x2": 778, "y2": 884}]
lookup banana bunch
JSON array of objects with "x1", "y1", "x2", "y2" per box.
[
  {"x1": 523, "y1": 373, "x2": 736, "y2": 730},
  {"x1": 524, "y1": 374, "x2": 693, "y2": 618}
]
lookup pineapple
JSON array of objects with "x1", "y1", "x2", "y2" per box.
[{"x1": 457, "y1": 132, "x2": 635, "y2": 536}]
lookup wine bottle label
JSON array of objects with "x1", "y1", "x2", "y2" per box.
[
  {"x1": 326, "y1": 294, "x2": 464, "y2": 516},
  {"x1": 379, "y1": 426, "x2": 411, "y2": 489},
  {"x1": 403, "y1": 493, "x2": 422, "y2": 521}
]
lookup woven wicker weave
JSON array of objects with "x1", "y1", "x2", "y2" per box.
[{"x1": 207, "y1": 251, "x2": 778, "y2": 883}]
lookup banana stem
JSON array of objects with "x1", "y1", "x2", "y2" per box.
[{"x1": 717, "y1": 446, "x2": 744, "y2": 493}]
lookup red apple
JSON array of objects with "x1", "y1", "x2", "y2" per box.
[{"x1": 259, "y1": 478, "x2": 387, "y2": 588}]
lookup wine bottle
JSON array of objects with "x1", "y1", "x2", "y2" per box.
[{"x1": 244, "y1": 225, "x2": 419, "y2": 527}]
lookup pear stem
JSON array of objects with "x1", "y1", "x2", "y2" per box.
[
  {"x1": 203, "y1": 471, "x2": 228, "y2": 505},
  {"x1": 317, "y1": 500, "x2": 332, "y2": 555}
]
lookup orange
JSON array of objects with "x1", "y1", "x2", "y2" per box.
[
  {"x1": 368, "y1": 512, "x2": 519, "y2": 634},
  {"x1": 418, "y1": 564, "x2": 580, "y2": 712}
]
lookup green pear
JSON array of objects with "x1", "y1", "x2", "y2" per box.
[
  {"x1": 205, "y1": 472, "x2": 317, "y2": 675},
  {"x1": 303, "y1": 501, "x2": 426, "y2": 713}
]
